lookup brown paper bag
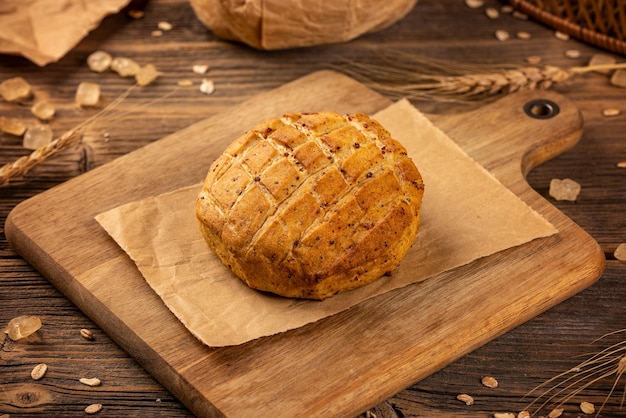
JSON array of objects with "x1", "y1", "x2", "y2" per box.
[
  {"x1": 189, "y1": 0, "x2": 418, "y2": 49},
  {"x1": 0, "y1": 0, "x2": 131, "y2": 66}
]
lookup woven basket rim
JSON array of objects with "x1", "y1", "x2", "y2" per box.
[{"x1": 510, "y1": 0, "x2": 626, "y2": 55}]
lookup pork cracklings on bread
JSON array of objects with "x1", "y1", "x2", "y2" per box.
[{"x1": 196, "y1": 111, "x2": 424, "y2": 300}]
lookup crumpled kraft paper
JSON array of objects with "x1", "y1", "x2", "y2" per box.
[
  {"x1": 0, "y1": 0, "x2": 131, "y2": 66},
  {"x1": 95, "y1": 99, "x2": 557, "y2": 347},
  {"x1": 189, "y1": 0, "x2": 418, "y2": 50}
]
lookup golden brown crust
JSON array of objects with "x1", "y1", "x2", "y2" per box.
[{"x1": 196, "y1": 111, "x2": 424, "y2": 300}]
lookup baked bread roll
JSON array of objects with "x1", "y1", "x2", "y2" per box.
[{"x1": 196, "y1": 111, "x2": 424, "y2": 300}]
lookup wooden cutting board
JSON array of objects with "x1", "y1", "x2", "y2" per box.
[{"x1": 5, "y1": 71, "x2": 605, "y2": 417}]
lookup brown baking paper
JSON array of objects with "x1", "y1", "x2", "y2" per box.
[
  {"x1": 96, "y1": 99, "x2": 557, "y2": 347},
  {"x1": 0, "y1": 0, "x2": 131, "y2": 66},
  {"x1": 189, "y1": 0, "x2": 417, "y2": 50}
]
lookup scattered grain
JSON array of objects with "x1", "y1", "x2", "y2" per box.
[
  {"x1": 151, "y1": 30, "x2": 163, "y2": 37},
  {"x1": 84, "y1": 403, "x2": 103, "y2": 414},
  {"x1": 200, "y1": 79, "x2": 215, "y2": 95},
  {"x1": 512, "y1": 11, "x2": 528, "y2": 20},
  {"x1": 485, "y1": 7, "x2": 499, "y2": 19},
  {"x1": 30, "y1": 363, "x2": 48, "y2": 380},
  {"x1": 565, "y1": 49, "x2": 581, "y2": 59},
  {"x1": 548, "y1": 408, "x2": 563, "y2": 418},
  {"x1": 580, "y1": 401, "x2": 595, "y2": 414},
  {"x1": 192, "y1": 64, "x2": 210, "y2": 74},
  {"x1": 610, "y1": 69, "x2": 626, "y2": 88},
  {"x1": 617, "y1": 161, "x2": 626, "y2": 168},
  {"x1": 0, "y1": 116, "x2": 27, "y2": 136},
  {"x1": 494, "y1": 413, "x2": 515, "y2": 418},
  {"x1": 127, "y1": 9, "x2": 144, "y2": 19},
  {"x1": 0, "y1": 76, "x2": 32, "y2": 102},
  {"x1": 75, "y1": 82, "x2": 101, "y2": 107},
  {"x1": 456, "y1": 393, "x2": 474, "y2": 405},
  {"x1": 87, "y1": 51, "x2": 112, "y2": 73},
  {"x1": 481, "y1": 375, "x2": 499, "y2": 388},
  {"x1": 555, "y1": 31, "x2": 570, "y2": 41},
  {"x1": 517, "y1": 31, "x2": 531, "y2": 40},
  {"x1": 111, "y1": 57, "x2": 140, "y2": 77},
  {"x1": 588, "y1": 53, "x2": 617, "y2": 74},
  {"x1": 5, "y1": 315, "x2": 42, "y2": 340},
  {"x1": 614, "y1": 243, "x2": 626, "y2": 261},
  {"x1": 549, "y1": 178, "x2": 581, "y2": 201},
  {"x1": 465, "y1": 0, "x2": 484, "y2": 8},
  {"x1": 135, "y1": 64, "x2": 160, "y2": 86},
  {"x1": 23, "y1": 125, "x2": 53, "y2": 150},
  {"x1": 79, "y1": 377, "x2": 102, "y2": 387},
  {"x1": 495, "y1": 30, "x2": 510, "y2": 41},
  {"x1": 517, "y1": 411, "x2": 530, "y2": 418},
  {"x1": 177, "y1": 79, "x2": 194, "y2": 87},
  {"x1": 602, "y1": 108, "x2": 620, "y2": 117},
  {"x1": 526, "y1": 56, "x2": 542, "y2": 65},
  {"x1": 31, "y1": 100, "x2": 55, "y2": 121},
  {"x1": 157, "y1": 21, "x2": 173, "y2": 31},
  {"x1": 80, "y1": 328, "x2": 94, "y2": 340},
  {"x1": 501, "y1": 5, "x2": 513, "y2": 13}
]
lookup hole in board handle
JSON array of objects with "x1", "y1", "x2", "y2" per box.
[{"x1": 524, "y1": 99, "x2": 560, "y2": 119}]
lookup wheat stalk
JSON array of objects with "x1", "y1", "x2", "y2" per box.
[
  {"x1": 0, "y1": 85, "x2": 179, "y2": 188},
  {"x1": 337, "y1": 51, "x2": 626, "y2": 102},
  {"x1": 524, "y1": 329, "x2": 626, "y2": 417}
]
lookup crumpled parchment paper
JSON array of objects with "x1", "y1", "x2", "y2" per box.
[
  {"x1": 95, "y1": 99, "x2": 557, "y2": 347},
  {"x1": 0, "y1": 0, "x2": 131, "y2": 66}
]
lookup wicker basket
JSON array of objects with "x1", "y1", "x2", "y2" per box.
[{"x1": 510, "y1": 0, "x2": 626, "y2": 55}]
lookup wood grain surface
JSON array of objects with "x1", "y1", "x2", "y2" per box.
[
  {"x1": 1, "y1": 0, "x2": 626, "y2": 417},
  {"x1": 3, "y1": 70, "x2": 606, "y2": 417}
]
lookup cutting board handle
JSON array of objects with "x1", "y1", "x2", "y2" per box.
[{"x1": 428, "y1": 90, "x2": 583, "y2": 181}]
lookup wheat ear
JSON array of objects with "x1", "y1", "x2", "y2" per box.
[
  {"x1": 524, "y1": 329, "x2": 626, "y2": 417},
  {"x1": 0, "y1": 85, "x2": 181, "y2": 187},
  {"x1": 339, "y1": 55, "x2": 626, "y2": 102}
]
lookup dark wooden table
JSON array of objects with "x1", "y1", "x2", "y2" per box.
[{"x1": 2, "y1": 0, "x2": 625, "y2": 417}]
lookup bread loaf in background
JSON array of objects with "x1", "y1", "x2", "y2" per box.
[
  {"x1": 189, "y1": 0, "x2": 418, "y2": 50},
  {"x1": 196, "y1": 111, "x2": 424, "y2": 299}
]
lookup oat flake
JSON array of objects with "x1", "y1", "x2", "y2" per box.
[
  {"x1": 485, "y1": 7, "x2": 499, "y2": 19},
  {"x1": 192, "y1": 64, "x2": 210, "y2": 74},
  {"x1": 526, "y1": 56, "x2": 542, "y2": 65},
  {"x1": 580, "y1": 401, "x2": 595, "y2": 414},
  {"x1": 456, "y1": 393, "x2": 474, "y2": 405},
  {"x1": 548, "y1": 407, "x2": 563, "y2": 418},
  {"x1": 157, "y1": 21, "x2": 173, "y2": 31},
  {"x1": 602, "y1": 108, "x2": 620, "y2": 117},
  {"x1": 465, "y1": 0, "x2": 484, "y2": 8},
  {"x1": 555, "y1": 31, "x2": 570, "y2": 41},
  {"x1": 565, "y1": 49, "x2": 581, "y2": 59},
  {"x1": 31, "y1": 363, "x2": 48, "y2": 380},
  {"x1": 84, "y1": 404, "x2": 103, "y2": 414},
  {"x1": 481, "y1": 375, "x2": 499, "y2": 388},
  {"x1": 495, "y1": 30, "x2": 510, "y2": 41},
  {"x1": 614, "y1": 243, "x2": 626, "y2": 261}
]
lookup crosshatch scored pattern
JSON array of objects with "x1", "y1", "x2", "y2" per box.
[{"x1": 196, "y1": 111, "x2": 425, "y2": 299}]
